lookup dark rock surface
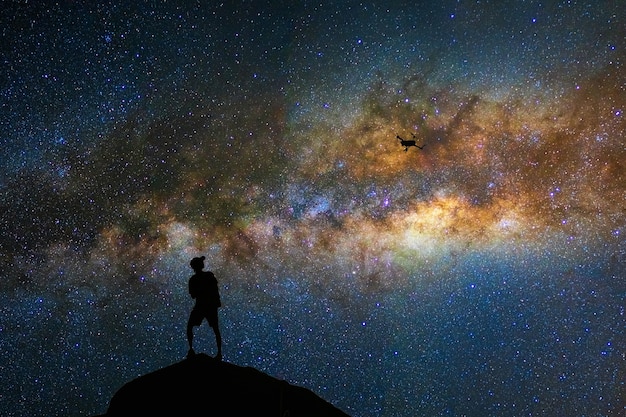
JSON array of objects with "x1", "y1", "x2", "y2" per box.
[{"x1": 96, "y1": 353, "x2": 351, "y2": 417}]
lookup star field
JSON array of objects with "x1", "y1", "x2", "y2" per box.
[{"x1": 1, "y1": 1, "x2": 624, "y2": 416}]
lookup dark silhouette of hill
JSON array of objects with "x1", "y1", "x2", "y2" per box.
[{"x1": 94, "y1": 353, "x2": 351, "y2": 417}]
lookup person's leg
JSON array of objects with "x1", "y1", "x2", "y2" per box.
[
  {"x1": 209, "y1": 310, "x2": 222, "y2": 360},
  {"x1": 214, "y1": 324, "x2": 222, "y2": 357},
  {"x1": 186, "y1": 315, "x2": 196, "y2": 357}
]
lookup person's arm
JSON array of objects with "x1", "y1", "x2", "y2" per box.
[
  {"x1": 211, "y1": 274, "x2": 221, "y2": 307},
  {"x1": 189, "y1": 277, "x2": 197, "y2": 299}
]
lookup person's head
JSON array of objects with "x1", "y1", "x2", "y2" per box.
[{"x1": 190, "y1": 256, "x2": 205, "y2": 272}]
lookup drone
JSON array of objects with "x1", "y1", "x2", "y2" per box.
[{"x1": 396, "y1": 133, "x2": 425, "y2": 151}]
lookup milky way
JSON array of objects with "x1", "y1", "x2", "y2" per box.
[{"x1": 1, "y1": 2, "x2": 624, "y2": 416}]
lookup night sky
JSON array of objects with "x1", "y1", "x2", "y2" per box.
[{"x1": 1, "y1": 1, "x2": 624, "y2": 416}]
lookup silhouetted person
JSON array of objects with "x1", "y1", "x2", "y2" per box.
[{"x1": 186, "y1": 256, "x2": 222, "y2": 360}]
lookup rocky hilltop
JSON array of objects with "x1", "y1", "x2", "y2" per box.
[{"x1": 94, "y1": 353, "x2": 351, "y2": 417}]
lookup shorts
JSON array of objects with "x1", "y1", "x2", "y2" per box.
[{"x1": 188, "y1": 307, "x2": 219, "y2": 328}]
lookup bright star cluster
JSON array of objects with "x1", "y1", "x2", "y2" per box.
[{"x1": 1, "y1": 1, "x2": 624, "y2": 416}]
